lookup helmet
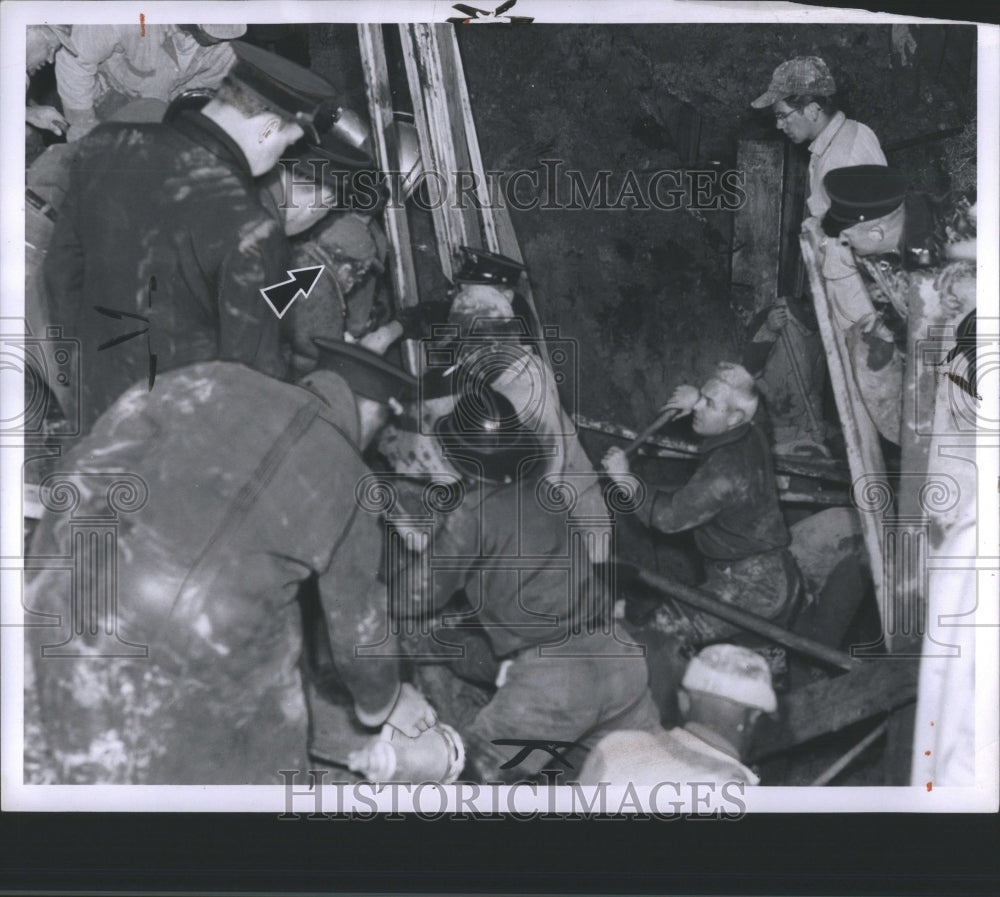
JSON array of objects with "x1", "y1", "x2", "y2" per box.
[
  {"x1": 434, "y1": 386, "x2": 541, "y2": 484},
  {"x1": 390, "y1": 113, "x2": 423, "y2": 201}
]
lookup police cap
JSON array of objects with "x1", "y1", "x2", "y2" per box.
[
  {"x1": 822, "y1": 165, "x2": 908, "y2": 237},
  {"x1": 228, "y1": 41, "x2": 338, "y2": 143}
]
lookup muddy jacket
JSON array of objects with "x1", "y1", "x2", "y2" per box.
[
  {"x1": 26, "y1": 362, "x2": 400, "y2": 784},
  {"x1": 642, "y1": 422, "x2": 790, "y2": 562},
  {"x1": 44, "y1": 109, "x2": 288, "y2": 435},
  {"x1": 420, "y1": 476, "x2": 607, "y2": 659}
]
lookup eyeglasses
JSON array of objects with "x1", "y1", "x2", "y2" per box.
[{"x1": 774, "y1": 108, "x2": 801, "y2": 124}]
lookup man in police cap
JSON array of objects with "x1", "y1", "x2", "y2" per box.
[
  {"x1": 819, "y1": 164, "x2": 975, "y2": 442},
  {"x1": 45, "y1": 40, "x2": 339, "y2": 436},
  {"x1": 577, "y1": 643, "x2": 776, "y2": 786},
  {"x1": 25, "y1": 343, "x2": 436, "y2": 784}
]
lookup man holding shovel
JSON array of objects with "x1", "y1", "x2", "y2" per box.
[{"x1": 601, "y1": 363, "x2": 802, "y2": 650}]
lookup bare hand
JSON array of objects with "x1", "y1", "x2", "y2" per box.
[
  {"x1": 767, "y1": 299, "x2": 790, "y2": 333},
  {"x1": 601, "y1": 446, "x2": 631, "y2": 486},
  {"x1": 385, "y1": 682, "x2": 437, "y2": 737},
  {"x1": 659, "y1": 384, "x2": 700, "y2": 417},
  {"x1": 25, "y1": 105, "x2": 68, "y2": 135}
]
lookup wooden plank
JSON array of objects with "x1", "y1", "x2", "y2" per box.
[
  {"x1": 732, "y1": 140, "x2": 784, "y2": 313},
  {"x1": 748, "y1": 658, "x2": 919, "y2": 760},
  {"x1": 778, "y1": 140, "x2": 808, "y2": 298},
  {"x1": 400, "y1": 25, "x2": 485, "y2": 278},
  {"x1": 357, "y1": 27, "x2": 420, "y2": 312},
  {"x1": 800, "y1": 232, "x2": 889, "y2": 644}
]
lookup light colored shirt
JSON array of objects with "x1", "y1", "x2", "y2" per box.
[
  {"x1": 578, "y1": 725, "x2": 760, "y2": 786},
  {"x1": 807, "y1": 110, "x2": 886, "y2": 219},
  {"x1": 56, "y1": 24, "x2": 235, "y2": 127}
]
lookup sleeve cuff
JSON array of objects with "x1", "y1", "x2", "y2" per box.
[{"x1": 354, "y1": 681, "x2": 402, "y2": 728}]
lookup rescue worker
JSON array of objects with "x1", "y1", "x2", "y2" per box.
[
  {"x1": 55, "y1": 24, "x2": 245, "y2": 141},
  {"x1": 743, "y1": 294, "x2": 827, "y2": 453},
  {"x1": 602, "y1": 363, "x2": 801, "y2": 649},
  {"x1": 577, "y1": 644, "x2": 776, "y2": 786},
  {"x1": 25, "y1": 353, "x2": 436, "y2": 784},
  {"x1": 751, "y1": 56, "x2": 886, "y2": 235},
  {"x1": 383, "y1": 384, "x2": 660, "y2": 784},
  {"x1": 44, "y1": 41, "x2": 337, "y2": 436},
  {"x1": 26, "y1": 25, "x2": 73, "y2": 138},
  {"x1": 819, "y1": 164, "x2": 977, "y2": 442}
]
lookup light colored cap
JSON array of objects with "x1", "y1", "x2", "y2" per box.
[
  {"x1": 682, "y1": 644, "x2": 778, "y2": 712},
  {"x1": 751, "y1": 56, "x2": 836, "y2": 109},
  {"x1": 197, "y1": 25, "x2": 248, "y2": 40}
]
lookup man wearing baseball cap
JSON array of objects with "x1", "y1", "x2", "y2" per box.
[
  {"x1": 577, "y1": 644, "x2": 777, "y2": 786},
  {"x1": 751, "y1": 56, "x2": 886, "y2": 229},
  {"x1": 45, "y1": 39, "x2": 339, "y2": 436}
]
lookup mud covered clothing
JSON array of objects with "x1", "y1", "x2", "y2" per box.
[
  {"x1": 400, "y1": 477, "x2": 658, "y2": 782},
  {"x1": 641, "y1": 423, "x2": 789, "y2": 562},
  {"x1": 638, "y1": 423, "x2": 799, "y2": 646},
  {"x1": 44, "y1": 109, "x2": 288, "y2": 435},
  {"x1": 25, "y1": 362, "x2": 401, "y2": 784}
]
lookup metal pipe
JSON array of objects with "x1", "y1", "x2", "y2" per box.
[{"x1": 621, "y1": 561, "x2": 856, "y2": 672}]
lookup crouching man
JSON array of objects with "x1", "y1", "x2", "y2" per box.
[
  {"x1": 602, "y1": 363, "x2": 802, "y2": 649},
  {"x1": 25, "y1": 355, "x2": 434, "y2": 784}
]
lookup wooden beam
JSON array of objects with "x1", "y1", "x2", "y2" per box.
[
  {"x1": 357, "y1": 24, "x2": 422, "y2": 375},
  {"x1": 748, "y1": 658, "x2": 919, "y2": 761},
  {"x1": 400, "y1": 24, "x2": 485, "y2": 279},
  {"x1": 800, "y1": 232, "x2": 889, "y2": 644},
  {"x1": 732, "y1": 140, "x2": 784, "y2": 313}
]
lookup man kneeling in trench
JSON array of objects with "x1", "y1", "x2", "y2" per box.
[{"x1": 602, "y1": 363, "x2": 802, "y2": 653}]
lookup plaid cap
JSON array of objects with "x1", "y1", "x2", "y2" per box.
[
  {"x1": 751, "y1": 56, "x2": 837, "y2": 109},
  {"x1": 682, "y1": 644, "x2": 777, "y2": 712},
  {"x1": 228, "y1": 40, "x2": 338, "y2": 143}
]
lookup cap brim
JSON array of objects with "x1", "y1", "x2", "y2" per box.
[
  {"x1": 750, "y1": 89, "x2": 783, "y2": 109},
  {"x1": 313, "y1": 337, "x2": 418, "y2": 404}
]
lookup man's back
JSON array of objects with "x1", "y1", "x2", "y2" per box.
[
  {"x1": 26, "y1": 362, "x2": 378, "y2": 782},
  {"x1": 44, "y1": 111, "x2": 288, "y2": 433}
]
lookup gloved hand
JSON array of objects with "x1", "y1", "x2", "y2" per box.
[{"x1": 385, "y1": 682, "x2": 437, "y2": 737}]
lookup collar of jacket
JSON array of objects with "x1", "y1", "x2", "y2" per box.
[
  {"x1": 169, "y1": 109, "x2": 254, "y2": 179},
  {"x1": 699, "y1": 421, "x2": 752, "y2": 456},
  {"x1": 808, "y1": 109, "x2": 846, "y2": 158}
]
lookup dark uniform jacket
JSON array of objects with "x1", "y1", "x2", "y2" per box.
[
  {"x1": 642, "y1": 422, "x2": 790, "y2": 562},
  {"x1": 26, "y1": 362, "x2": 400, "y2": 784},
  {"x1": 44, "y1": 109, "x2": 289, "y2": 435},
  {"x1": 424, "y1": 476, "x2": 605, "y2": 659}
]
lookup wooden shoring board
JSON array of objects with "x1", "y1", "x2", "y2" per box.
[
  {"x1": 400, "y1": 24, "x2": 483, "y2": 280},
  {"x1": 748, "y1": 657, "x2": 919, "y2": 761},
  {"x1": 800, "y1": 233, "x2": 889, "y2": 643},
  {"x1": 401, "y1": 25, "x2": 552, "y2": 370},
  {"x1": 732, "y1": 140, "x2": 784, "y2": 313},
  {"x1": 357, "y1": 25, "x2": 422, "y2": 375}
]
